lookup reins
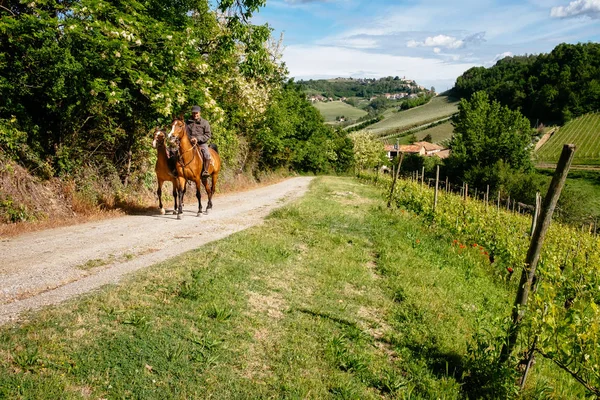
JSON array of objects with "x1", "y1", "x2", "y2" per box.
[{"x1": 171, "y1": 124, "x2": 201, "y2": 170}]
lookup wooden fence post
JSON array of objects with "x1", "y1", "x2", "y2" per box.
[
  {"x1": 486, "y1": 185, "x2": 490, "y2": 208},
  {"x1": 530, "y1": 192, "x2": 541, "y2": 237},
  {"x1": 421, "y1": 166, "x2": 425, "y2": 187},
  {"x1": 446, "y1": 176, "x2": 449, "y2": 193},
  {"x1": 387, "y1": 153, "x2": 404, "y2": 208},
  {"x1": 500, "y1": 144, "x2": 576, "y2": 363},
  {"x1": 464, "y1": 183, "x2": 468, "y2": 201},
  {"x1": 433, "y1": 165, "x2": 440, "y2": 213},
  {"x1": 497, "y1": 191, "x2": 500, "y2": 211}
]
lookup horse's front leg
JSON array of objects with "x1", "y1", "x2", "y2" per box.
[
  {"x1": 171, "y1": 181, "x2": 178, "y2": 215},
  {"x1": 176, "y1": 177, "x2": 186, "y2": 219},
  {"x1": 157, "y1": 180, "x2": 166, "y2": 215},
  {"x1": 195, "y1": 181, "x2": 203, "y2": 217}
]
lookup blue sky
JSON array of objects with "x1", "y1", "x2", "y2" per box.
[{"x1": 254, "y1": 0, "x2": 600, "y2": 92}]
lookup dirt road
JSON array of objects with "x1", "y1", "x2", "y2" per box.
[{"x1": 0, "y1": 177, "x2": 313, "y2": 324}]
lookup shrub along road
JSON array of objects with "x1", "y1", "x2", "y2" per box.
[{"x1": 0, "y1": 177, "x2": 313, "y2": 324}]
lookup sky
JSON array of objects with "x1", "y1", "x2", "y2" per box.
[{"x1": 253, "y1": 0, "x2": 600, "y2": 92}]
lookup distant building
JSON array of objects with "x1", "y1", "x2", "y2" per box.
[{"x1": 384, "y1": 141, "x2": 449, "y2": 160}]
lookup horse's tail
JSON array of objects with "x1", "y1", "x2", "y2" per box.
[{"x1": 209, "y1": 143, "x2": 219, "y2": 154}]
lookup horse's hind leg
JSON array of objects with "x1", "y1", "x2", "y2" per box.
[{"x1": 203, "y1": 174, "x2": 216, "y2": 212}]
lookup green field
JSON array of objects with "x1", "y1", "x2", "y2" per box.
[
  {"x1": 313, "y1": 101, "x2": 367, "y2": 123},
  {"x1": 535, "y1": 112, "x2": 600, "y2": 165},
  {"x1": 368, "y1": 96, "x2": 459, "y2": 136}
]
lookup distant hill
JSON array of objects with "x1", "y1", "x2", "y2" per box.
[
  {"x1": 454, "y1": 42, "x2": 600, "y2": 125},
  {"x1": 297, "y1": 76, "x2": 432, "y2": 99}
]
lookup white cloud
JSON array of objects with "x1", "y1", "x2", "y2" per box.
[
  {"x1": 484, "y1": 51, "x2": 514, "y2": 66},
  {"x1": 551, "y1": 0, "x2": 600, "y2": 18},
  {"x1": 283, "y1": 44, "x2": 477, "y2": 89},
  {"x1": 406, "y1": 34, "x2": 465, "y2": 49},
  {"x1": 321, "y1": 37, "x2": 379, "y2": 49},
  {"x1": 433, "y1": 47, "x2": 442, "y2": 54}
]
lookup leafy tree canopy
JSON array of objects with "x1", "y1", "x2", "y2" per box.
[
  {"x1": 447, "y1": 91, "x2": 534, "y2": 190},
  {"x1": 0, "y1": 0, "x2": 352, "y2": 182},
  {"x1": 454, "y1": 43, "x2": 600, "y2": 124}
]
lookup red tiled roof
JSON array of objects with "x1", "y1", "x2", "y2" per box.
[
  {"x1": 413, "y1": 141, "x2": 444, "y2": 151},
  {"x1": 434, "y1": 149, "x2": 451, "y2": 159},
  {"x1": 399, "y1": 145, "x2": 423, "y2": 153}
]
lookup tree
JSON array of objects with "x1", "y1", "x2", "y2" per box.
[
  {"x1": 349, "y1": 132, "x2": 385, "y2": 172},
  {"x1": 447, "y1": 91, "x2": 534, "y2": 191}
]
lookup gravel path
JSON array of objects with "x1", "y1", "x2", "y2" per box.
[{"x1": 0, "y1": 176, "x2": 313, "y2": 324}]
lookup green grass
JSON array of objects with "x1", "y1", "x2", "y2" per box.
[
  {"x1": 313, "y1": 101, "x2": 367, "y2": 122},
  {"x1": 535, "y1": 112, "x2": 600, "y2": 166},
  {"x1": 0, "y1": 177, "x2": 585, "y2": 399},
  {"x1": 368, "y1": 96, "x2": 459, "y2": 136},
  {"x1": 537, "y1": 168, "x2": 600, "y2": 222}
]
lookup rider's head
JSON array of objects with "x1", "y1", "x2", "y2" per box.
[{"x1": 191, "y1": 105, "x2": 201, "y2": 120}]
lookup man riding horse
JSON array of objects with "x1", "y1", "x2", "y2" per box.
[{"x1": 186, "y1": 105, "x2": 212, "y2": 178}]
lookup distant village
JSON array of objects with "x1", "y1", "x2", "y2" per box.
[{"x1": 307, "y1": 77, "x2": 430, "y2": 103}]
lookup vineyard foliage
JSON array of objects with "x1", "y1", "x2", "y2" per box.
[
  {"x1": 536, "y1": 112, "x2": 600, "y2": 166},
  {"x1": 359, "y1": 172, "x2": 600, "y2": 394}
]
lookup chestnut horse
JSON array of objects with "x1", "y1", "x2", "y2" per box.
[
  {"x1": 168, "y1": 118, "x2": 221, "y2": 218},
  {"x1": 152, "y1": 129, "x2": 185, "y2": 214}
]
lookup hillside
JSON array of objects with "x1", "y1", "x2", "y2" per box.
[
  {"x1": 298, "y1": 76, "x2": 429, "y2": 99},
  {"x1": 393, "y1": 120, "x2": 454, "y2": 145},
  {"x1": 535, "y1": 112, "x2": 600, "y2": 166},
  {"x1": 454, "y1": 42, "x2": 600, "y2": 125},
  {"x1": 368, "y1": 96, "x2": 459, "y2": 137}
]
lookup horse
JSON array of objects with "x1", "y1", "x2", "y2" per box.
[
  {"x1": 167, "y1": 118, "x2": 221, "y2": 218},
  {"x1": 152, "y1": 129, "x2": 186, "y2": 215}
]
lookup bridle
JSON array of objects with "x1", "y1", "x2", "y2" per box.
[{"x1": 168, "y1": 120, "x2": 199, "y2": 169}]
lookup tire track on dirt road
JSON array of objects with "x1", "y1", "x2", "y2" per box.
[{"x1": 0, "y1": 177, "x2": 313, "y2": 324}]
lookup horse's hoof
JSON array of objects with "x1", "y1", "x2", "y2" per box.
[
  {"x1": 172, "y1": 210, "x2": 177, "y2": 215},
  {"x1": 196, "y1": 212, "x2": 202, "y2": 217},
  {"x1": 177, "y1": 214, "x2": 181, "y2": 220},
  {"x1": 203, "y1": 210, "x2": 209, "y2": 215},
  {"x1": 160, "y1": 208, "x2": 166, "y2": 215}
]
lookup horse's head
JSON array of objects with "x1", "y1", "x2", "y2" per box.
[
  {"x1": 168, "y1": 118, "x2": 187, "y2": 142},
  {"x1": 152, "y1": 129, "x2": 166, "y2": 149}
]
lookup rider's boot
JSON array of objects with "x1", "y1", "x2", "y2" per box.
[{"x1": 202, "y1": 156, "x2": 210, "y2": 178}]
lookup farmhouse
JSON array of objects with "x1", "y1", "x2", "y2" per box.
[{"x1": 384, "y1": 141, "x2": 449, "y2": 160}]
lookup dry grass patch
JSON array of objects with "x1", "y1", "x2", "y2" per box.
[
  {"x1": 358, "y1": 306, "x2": 391, "y2": 340},
  {"x1": 247, "y1": 291, "x2": 286, "y2": 320}
]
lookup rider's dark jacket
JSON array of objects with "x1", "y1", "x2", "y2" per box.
[{"x1": 186, "y1": 118, "x2": 212, "y2": 144}]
